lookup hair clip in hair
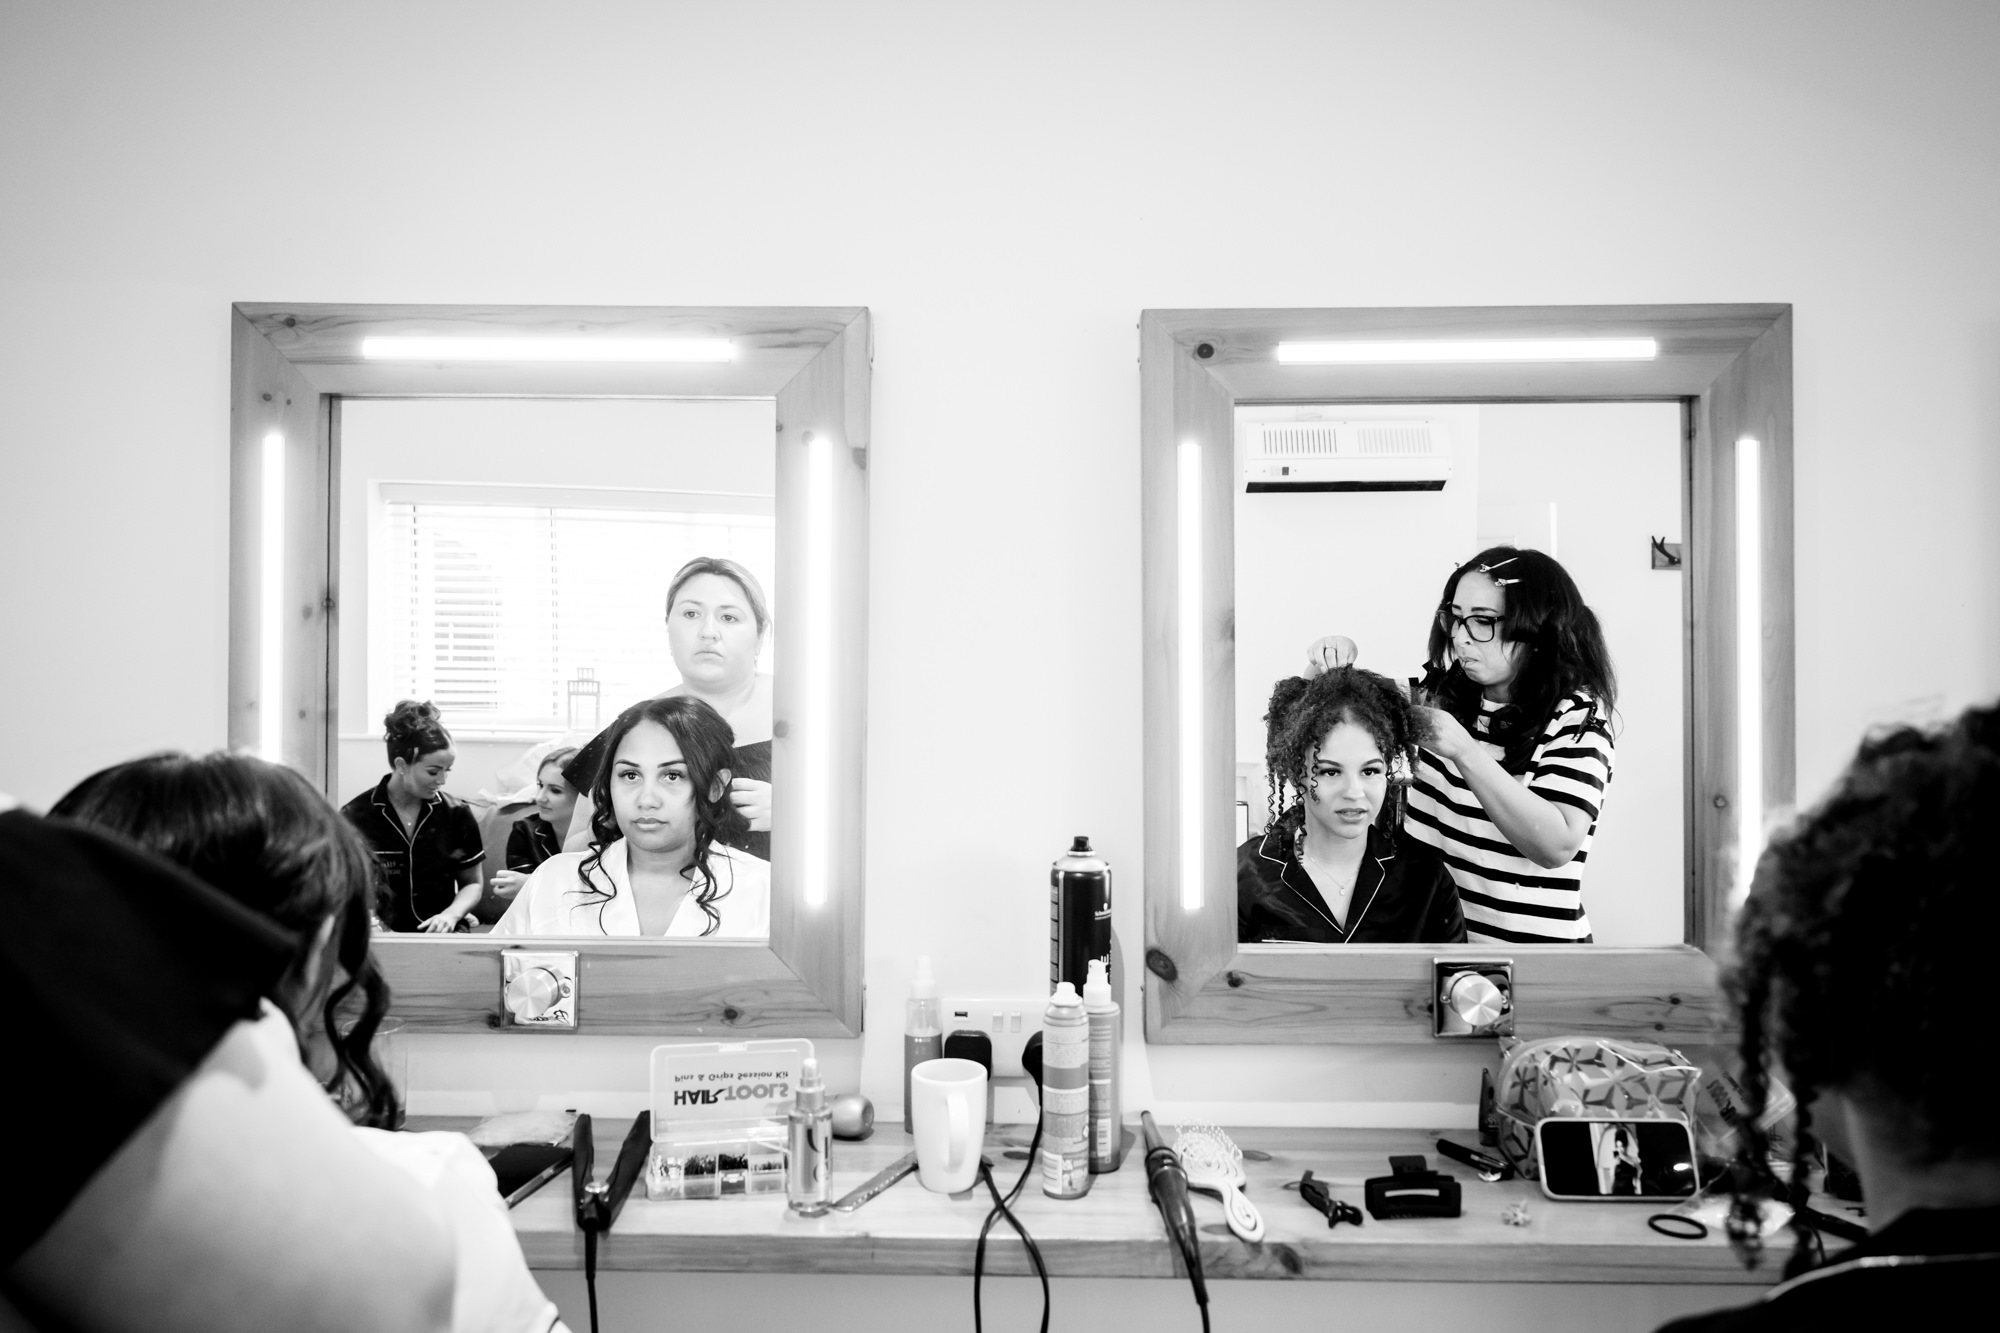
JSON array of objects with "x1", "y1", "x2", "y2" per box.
[{"x1": 1473, "y1": 556, "x2": 1521, "y2": 586}]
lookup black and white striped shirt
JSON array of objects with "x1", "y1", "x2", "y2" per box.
[{"x1": 1404, "y1": 692, "x2": 1614, "y2": 944}]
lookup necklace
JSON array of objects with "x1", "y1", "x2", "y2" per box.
[{"x1": 1293, "y1": 827, "x2": 1362, "y2": 902}]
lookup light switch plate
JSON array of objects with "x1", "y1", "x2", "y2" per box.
[
  {"x1": 501, "y1": 949, "x2": 579, "y2": 1031},
  {"x1": 940, "y1": 996, "x2": 1044, "y2": 1077},
  {"x1": 1432, "y1": 958, "x2": 1515, "y2": 1038}
]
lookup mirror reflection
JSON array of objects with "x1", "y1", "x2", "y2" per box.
[
  {"x1": 1233, "y1": 402, "x2": 1684, "y2": 946},
  {"x1": 334, "y1": 397, "x2": 777, "y2": 938}
]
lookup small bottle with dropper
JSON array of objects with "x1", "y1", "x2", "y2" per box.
[
  {"x1": 903, "y1": 956, "x2": 942, "y2": 1134},
  {"x1": 786, "y1": 1056, "x2": 832, "y2": 1216}
]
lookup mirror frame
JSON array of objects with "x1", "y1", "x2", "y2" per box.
[
  {"x1": 1140, "y1": 304, "x2": 1792, "y2": 1044},
  {"x1": 229, "y1": 302, "x2": 868, "y2": 1036}
]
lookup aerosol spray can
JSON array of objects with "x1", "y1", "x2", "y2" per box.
[
  {"x1": 786, "y1": 1056, "x2": 832, "y2": 1216},
  {"x1": 1041, "y1": 981, "x2": 1090, "y2": 1198},
  {"x1": 1083, "y1": 957, "x2": 1122, "y2": 1173},
  {"x1": 1051, "y1": 836, "x2": 1112, "y2": 995}
]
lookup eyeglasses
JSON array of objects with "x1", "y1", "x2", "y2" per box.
[{"x1": 1437, "y1": 608, "x2": 1503, "y2": 644}]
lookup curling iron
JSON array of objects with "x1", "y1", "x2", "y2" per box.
[{"x1": 1139, "y1": 1111, "x2": 1208, "y2": 1323}]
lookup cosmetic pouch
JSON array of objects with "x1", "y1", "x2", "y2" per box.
[{"x1": 1493, "y1": 1036, "x2": 1701, "y2": 1180}]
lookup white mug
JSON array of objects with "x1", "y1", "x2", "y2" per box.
[{"x1": 910, "y1": 1057, "x2": 987, "y2": 1193}]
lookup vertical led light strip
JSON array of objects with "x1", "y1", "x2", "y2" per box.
[
  {"x1": 259, "y1": 432, "x2": 285, "y2": 761},
  {"x1": 1733, "y1": 437, "x2": 1762, "y2": 907},
  {"x1": 802, "y1": 430, "x2": 834, "y2": 908},
  {"x1": 1177, "y1": 441, "x2": 1204, "y2": 911}
]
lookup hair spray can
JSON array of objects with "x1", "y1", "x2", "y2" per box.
[
  {"x1": 1082, "y1": 958, "x2": 1122, "y2": 1173},
  {"x1": 1040, "y1": 982, "x2": 1090, "y2": 1198},
  {"x1": 1051, "y1": 836, "x2": 1111, "y2": 995}
]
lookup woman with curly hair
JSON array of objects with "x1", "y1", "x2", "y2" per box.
[
  {"x1": 1311, "y1": 545, "x2": 1617, "y2": 943},
  {"x1": 1237, "y1": 666, "x2": 1465, "y2": 943},
  {"x1": 1658, "y1": 701, "x2": 2000, "y2": 1330},
  {"x1": 47, "y1": 753, "x2": 566, "y2": 1333},
  {"x1": 496, "y1": 695, "x2": 770, "y2": 937}
]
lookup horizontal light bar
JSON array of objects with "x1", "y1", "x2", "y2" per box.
[
  {"x1": 360, "y1": 336, "x2": 734, "y2": 363},
  {"x1": 1275, "y1": 337, "x2": 1658, "y2": 365}
]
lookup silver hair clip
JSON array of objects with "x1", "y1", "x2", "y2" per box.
[{"x1": 1473, "y1": 557, "x2": 1520, "y2": 586}]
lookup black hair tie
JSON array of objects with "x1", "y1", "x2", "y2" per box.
[{"x1": 1648, "y1": 1213, "x2": 1707, "y2": 1240}]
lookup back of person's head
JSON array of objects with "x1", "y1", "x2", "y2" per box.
[
  {"x1": 580, "y1": 694, "x2": 746, "y2": 934},
  {"x1": 50, "y1": 752, "x2": 400, "y2": 1128},
  {"x1": 1426, "y1": 545, "x2": 1617, "y2": 769},
  {"x1": 1725, "y1": 700, "x2": 2000, "y2": 1262},
  {"x1": 1263, "y1": 666, "x2": 1421, "y2": 837},
  {"x1": 383, "y1": 698, "x2": 451, "y2": 767}
]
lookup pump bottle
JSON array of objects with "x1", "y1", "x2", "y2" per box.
[
  {"x1": 903, "y1": 956, "x2": 942, "y2": 1134},
  {"x1": 1082, "y1": 958, "x2": 1122, "y2": 1173},
  {"x1": 786, "y1": 1056, "x2": 832, "y2": 1215}
]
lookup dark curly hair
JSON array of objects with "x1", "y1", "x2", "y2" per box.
[
  {"x1": 51, "y1": 752, "x2": 402, "y2": 1129},
  {"x1": 382, "y1": 698, "x2": 452, "y2": 767},
  {"x1": 1723, "y1": 700, "x2": 2000, "y2": 1274},
  {"x1": 1424, "y1": 546, "x2": 1617, "y2": 773},
  {"x1": 1264, "y1": 666, "x2": 1422, "y2": 842},
  {"x1": 576, "y1": 695, "x2": 748, "y2": 936}
]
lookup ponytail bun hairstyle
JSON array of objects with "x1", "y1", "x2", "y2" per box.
[{"x1": 383, "y1": 699, "x2": 451, "y2": 767}]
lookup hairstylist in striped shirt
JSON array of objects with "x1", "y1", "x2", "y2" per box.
[{"x1": 1308, "y1": 547, "x2": 1617, "y2": 944}]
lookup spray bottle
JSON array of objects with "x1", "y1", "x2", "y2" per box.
[
  {"x1": 786, "y1": 1056, "x2": 832, "y2": 1215},
  {"x1": 1041, "y1": 981, "x2": 1090, "y2": 1198},
  {"x1": 1082, "y1": 958, "x2": 1122, "y2": 1173},
  {"x1": 903, "y1": 956, "x2": 942, "y2": 1134}
]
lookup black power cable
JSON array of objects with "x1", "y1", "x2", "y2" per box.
[
  {"x1": 972, "y1": 1114, "x2": 1050, "y2": 1333},
  {"x1": 973, "y1": 1031, "x2": 1050, "y2": 1333}
]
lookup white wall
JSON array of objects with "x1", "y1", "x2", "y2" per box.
[{"x1": 5, "y1": 2, "x2": 1998, "y2": 1323}]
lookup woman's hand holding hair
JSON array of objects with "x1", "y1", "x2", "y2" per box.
[
  {"x1": 1419, "y1": 706, "x2": 1590, "y2": 869},
  {"x1": 1304, "y1": 636, "x2": 1359, "y2": 677},
  {"x1": 1415, "y1": 706, "x2": 1478, "y2": 764},
  {"x1": 729, "y1": 777, "x2": 772, "y2": 833},
  {"x1": 489, "y1": 869, "x2": 528, "y2": 900}
]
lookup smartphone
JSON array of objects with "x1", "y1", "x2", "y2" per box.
[
  {"x1": 488, "y1": 1142, "x2": 575, "y2": 1207},
  {"x1": 1535, "y1": 1118, "x2": 1698, "y2": 1202}
]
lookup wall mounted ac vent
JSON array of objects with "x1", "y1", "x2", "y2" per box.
[{"x1": 1242, "y1": 418, "x2": 1452, "y2": 492}]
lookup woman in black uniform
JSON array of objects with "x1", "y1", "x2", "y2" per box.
[
  {"x1": 563, "y1": 556, "x2": 774, "y2": 861},
  {"x1": 486, "y1": 745, "x2": 579, "y2": 905},
  {"x1": 340, "y1": 700, "x2": 486, "y2": 932},
  {"x1": 1238, "y1": 666, "x2": 1465, "y2": 944}
]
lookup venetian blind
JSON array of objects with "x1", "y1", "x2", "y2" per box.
[{"x1": 382, "y1": 501, "x2": 776, "y2": 733}]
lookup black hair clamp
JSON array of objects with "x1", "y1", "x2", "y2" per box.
[{"x1": 1364, "y1": 1155, "x2": 1462, "y2": 1220}]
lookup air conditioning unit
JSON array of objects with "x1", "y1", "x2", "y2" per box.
[{"x1": 1242, "y1": 418, "x2": 1452, "y2": 492}]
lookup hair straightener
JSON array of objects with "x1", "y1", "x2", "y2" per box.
[{"x1": 573, "y1": 1111, "x2": 652, "y2": 1333}]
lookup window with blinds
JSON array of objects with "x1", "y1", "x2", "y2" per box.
[{"x1": 381, "y1": 500, "x2": 776, "y2": 734}]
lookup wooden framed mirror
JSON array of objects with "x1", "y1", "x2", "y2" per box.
[
  {"x1": 230, "y1": 303, "x2": 868, "y2": 1036},
  {"x1": 1140, "y1": 304, "x2": 1791, "y2": 1044}
]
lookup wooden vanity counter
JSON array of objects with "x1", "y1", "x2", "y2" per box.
[{"x1": 443, "y1": 1120, "x2": 1780, "y2": 1286}]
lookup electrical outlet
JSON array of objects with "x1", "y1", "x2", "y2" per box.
[{"x1": 940, "y1": 996, "x2": 1044, "y2": 1078}]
